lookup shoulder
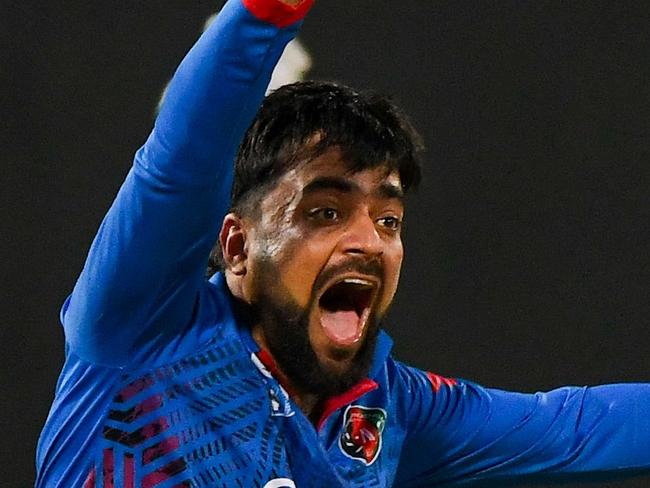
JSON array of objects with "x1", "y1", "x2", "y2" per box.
[{"x1": 385, "y1": 357, "x2": 458, "y2": 398}]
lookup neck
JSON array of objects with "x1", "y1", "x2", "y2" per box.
[
  {"x1": 251, "y1": 324, "x2": 324, "y2": 421},
  {"x1": 224, "y1": 276, "x2": 327, "y2": 420}
]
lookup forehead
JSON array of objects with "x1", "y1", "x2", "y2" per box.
[{"x1": 278, "y1": 148, "x2": 403, "y2": 194}]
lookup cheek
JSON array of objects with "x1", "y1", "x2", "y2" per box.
[
  {"x1": 283, "y1": 237, "x2": 329, "y2": 307},
  {"x1": 265, "y1": 232, "x2": 333, "y2": 308},
  {"x1": 379, "y1": 243, "x2": 404, "y2": 312},
  {"x1": 255, "y1": 219, "x2": 298, "y2": 261}
]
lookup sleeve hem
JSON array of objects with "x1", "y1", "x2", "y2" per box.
[{"x1": 242, "y1": 0, "x2": 315, "y2": 28}]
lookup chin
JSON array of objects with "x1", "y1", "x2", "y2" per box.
[
  {"x1": 265, "y1": 308, "x2": 380, "y2": 398},
  {"x1": 249, "y1": 258, "x2": 383, "y2": 397},
  {"x1": 315, "y1": 347, "x2": 359, "y2": 376}
]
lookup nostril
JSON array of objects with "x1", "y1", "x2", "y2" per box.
[{"x1": 345, "y1": 246, "x2": 384, "y2": 256}]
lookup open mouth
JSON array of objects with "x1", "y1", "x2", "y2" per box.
[{"x1": 318, "y1": 277, "x2": 377, "y2": 347}]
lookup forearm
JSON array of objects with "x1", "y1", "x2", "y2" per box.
[
  {"x1": 547, "y1": 383, "x2": 650, "y2": 474},
  {"x1": 147, "y1": 0, "x2": 311, "y2": 185},
  {"x1": 64, "y1": 0, "x2": 311, "y2": 366},
  {"x1": 464, "y1": 383, "x2": 650, "y2": 482},
  {"x1": 396, "y1": 365, "x2": 650, "y2": 486}
]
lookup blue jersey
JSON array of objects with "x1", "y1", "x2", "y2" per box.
[{"x1": 37, "y1": 0, "x2": 650, "y2": 486}]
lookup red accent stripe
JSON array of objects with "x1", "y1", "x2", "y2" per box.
[
  {"x1": 257, "y1": 348, "x2": 378, "y2": 430},
  {"x1": 317, "y1": 378, "x2": 378, "y2": 431},
  {"x1": 124, "y1": 454, "x2": 134, "y2": 488},
  {"x1": 103, "y1": 448, "x2": 114, "y2": 488},
  {"x1": 135, "y1": 394, "x2": 164, "y2": 419},
  {"x1": 115, "y1": 375, "x2": 155, "y2": 402},
  {"x1": 83, "y1": 466, "x2": 96, "y2": 488},
  {"x1": 142, "y1": 458, "x2": 187, "y2": 488},
  {"x1": 426, "y1": 372, "x2": 457, "y2": 392},
  {"x1": 143, "y1": 435, "x2": 181, "y2": 465},
  {"x1": 242, "y1": 0, "x2": 314, "y2": 29},
  {"x1": 257, "y1": 349, "x2": 298, "y2": 398},
  {"x1": 141, "y1": 416, "x2": 171, "y2": 441}
]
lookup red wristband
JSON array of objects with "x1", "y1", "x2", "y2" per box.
[{"x1": 242, "y1": 0, "x2": 315, "y2": 28}]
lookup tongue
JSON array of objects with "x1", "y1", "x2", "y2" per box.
[{"x1": 320, "y1": 309, "x2": 361, "y2": 346}]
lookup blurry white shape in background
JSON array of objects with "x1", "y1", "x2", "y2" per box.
[{"x1": 267, "y1": 39, "x2": 312, "y2": 93}]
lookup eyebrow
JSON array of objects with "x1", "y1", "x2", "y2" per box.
[
  {"x1": 377, "y1": 181, "x2": 405, "y2": 200},
  {"x1": 303, "y1": 176, "x2": 358, "y2": 195},
  {"x1": 302, "y1": 176, "x2": 404, "y2": 200}
]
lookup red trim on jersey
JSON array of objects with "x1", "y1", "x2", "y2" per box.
[
  {"x1": 256, "y1": 348, "x2": 378, "y2": 430},
  {"x1": 257, "y1": 348, "x2": 298, "y2": 398},
  {"x1": 82, "y1": 466, "x2": 95, "y2": 488},
  {"x1": 317, "y1": 378, "x2": 378, "y2": 431},
  {"x1": 114, "y1": 375, "x2": 155, "y2": 403},
  {"x1": 143, "y1": 435, "x2": 181, "y2": 465},
  {"x1": 242, "y1": 0, "x2": 314, "y2": 29},
  {"x1": 142, "y1": 458, "x2": 187, "y2": 488},
  {"x1": 103, "y1": 448, "x2": 115, "y2": 488},
  {"x1": 426, "y1": 372, "x2": 457, "y2": 392},
  {"x1": 124, "y1": 453, "x2": 134, "y2": 488}
]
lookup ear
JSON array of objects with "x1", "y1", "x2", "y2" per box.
[{"x1": 219, "y1": 213, "x2": 248, "y2": 275}]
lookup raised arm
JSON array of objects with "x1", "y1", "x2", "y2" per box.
[
  {"x1": 394, "y1": 364, "x2": 650, "y2": 486},
  {"x1": 63, "y1": 0, "x2": 314, "y2": 367}
]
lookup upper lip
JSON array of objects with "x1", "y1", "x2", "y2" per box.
[{"x1": 317, "y1": 273, "x2": 381, "y2": 302}]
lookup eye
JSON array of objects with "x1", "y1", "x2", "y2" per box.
[
  {"x1": 308, "y1": 207, "x2": 340, "y2": 222},
  {"x1": 377, "y1": 216, "x2": 402, "y2": 231}
]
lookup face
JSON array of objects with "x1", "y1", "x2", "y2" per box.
[{"x1": 232, "y1": 148, "x2": 405, "y2": 396}]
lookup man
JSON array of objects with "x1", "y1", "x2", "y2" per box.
[{"x1": 36, "y1": 0, "x2": 650, "y2": 486}]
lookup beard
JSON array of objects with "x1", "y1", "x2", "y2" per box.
[{"x1": 243, "y1": 257, "x2": 384, "y2": 398}]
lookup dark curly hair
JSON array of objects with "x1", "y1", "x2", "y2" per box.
[{"x1": 208, "y1": 80, "x2": 424, "y2": 274}]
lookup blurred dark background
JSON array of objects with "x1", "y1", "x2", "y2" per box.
[{"x1": 3, "y1": 1, "x2": 650, "y2": 486}]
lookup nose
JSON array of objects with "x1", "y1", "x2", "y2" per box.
[{"x1": 340, "y1": 210, "x2": 384, "y2": 257}]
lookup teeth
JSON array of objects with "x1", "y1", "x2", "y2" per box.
[{"x1": 342, "y1": 278, "x2": 373, "y2": 287}]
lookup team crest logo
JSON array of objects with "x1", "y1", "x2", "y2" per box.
[{"x1": 339, "y1": 405, "x2": 386, "y2": 466}]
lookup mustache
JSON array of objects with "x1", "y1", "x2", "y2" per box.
[{"x1": 312, "y1": 257, "x2": 384, "y2": 297}]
